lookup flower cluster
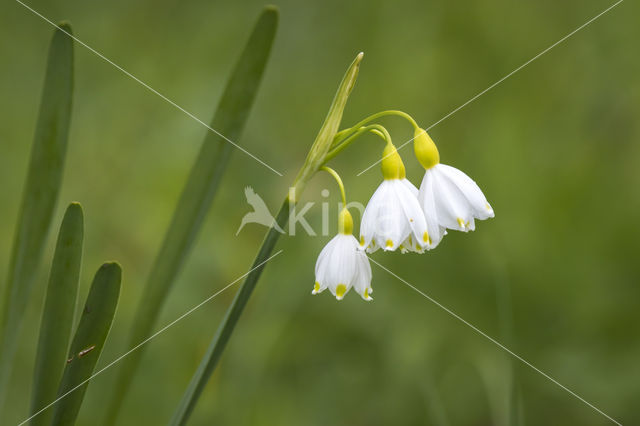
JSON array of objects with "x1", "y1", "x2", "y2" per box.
[{"x1": 313, "y1": 114, "x2": 494, "y2": 301}]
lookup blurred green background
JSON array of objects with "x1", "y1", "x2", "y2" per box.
[{"x1": 1, "y1": 0, "x2": 638, "y2": 424}]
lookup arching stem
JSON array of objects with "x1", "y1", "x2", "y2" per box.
[
  {"x1": 320, "y1": 166, "x2": 347, "y2": 206},
  {"x1": 324, "y1": 123, "x2": 391, "y2": 163},
  {"x1": 331, "y1": 109, "x2": 419, "y2": 149}
]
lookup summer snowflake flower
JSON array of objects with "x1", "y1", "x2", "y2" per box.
[
  {"x1": 414, "y1": 128, "x2": 494, "y2": 236},
  {"x1": 360, "y1": 144, "x2": 431, "y2": 253},
  {"x1": 314, "y1": 208, "x2": 373, "y2": 301}
]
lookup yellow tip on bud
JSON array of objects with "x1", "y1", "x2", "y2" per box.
[
  {"x1": 413, "y1": 128, "x2": 439, "y2": 169},
  {"x1": 338, "y1": 208, "x2": 353, "y2": 235},
  {"x1": 381, "y1": 143, "x2": 406, "y2": 180}
]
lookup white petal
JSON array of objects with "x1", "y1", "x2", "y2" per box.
[
  {"x1": 313, "y1": 235, "x2": 339, "y2": 294},
  {"x1": 365, "y1": 238, "x2": 380, "y2": 254},
  {"x1": 360, "y1": 181, "x2": 408, "y2": 251},
  {"x1": 431, "y1": 165, "x2": 475, "y2": 232},
  {"x1": 396, "y1": 179, "x2": 429, "y2": 251},
  {"x1": 359, "y1": 182, "x2": 388, "y2": 250},
  {"x1": 418, "y1": 170, "x2": 446, "y2": 248},
  {"x1": 438, "y1": 164, "x2": 494, "y2": 220},
  {"x1": 352, "y1": 251, "x2": 373, "y2": 301},
  {"x1": 401, "y1": 178, "x2": 419, "y2": 197},
  {"x1": 324, "y1": 235, "x2": 357, "y2": 299},
  {"x1": 399, "y1": 234, "x2": 425, "y2": 253}
]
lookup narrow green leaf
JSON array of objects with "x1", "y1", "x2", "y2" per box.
[
  {"x1": 169, "y1": 199, "x2": 290, "y2": 426},
  {"x1": 30, "y1": 203, "x2": 83, "y2": 426},
  {"x1": 495, "y1": 274, "x2": 523, "y2": 426},
  {"x1": 0, "y1": 22, "x2": 74, "y2": 410},
  {"x1": 170, "y1": 51, "x2": 364, "y2": 426},
  {"x1": 49, "y1": 262, "x2": 121, "y2": 426},
  {"x1": 104, "y1": 7, "x2": 279, "y2": 423}
]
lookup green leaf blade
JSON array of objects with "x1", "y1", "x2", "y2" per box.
[
  {"x1": 30, "y1": 203, "x2": 84, "y2": 426},
  {"x1": 104, "y1": 7, "x2": 278, "y2": 423},
  {"x1": 50, "y1": 262, "x2": 121, "y2": 426},
  {"x1": 0, "y1": 22, "x2": 74, "y2": 411}
]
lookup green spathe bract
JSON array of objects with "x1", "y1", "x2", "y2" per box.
[
  {"x1": 30, "y1": 203, "x2": 84, "y2": 426},
  {"x1": 50, "y1": 262, "x2": 121, "y2": 426},
  {"x1": 169, "y1": 51, "x2": 363, "y2": 426},
  {"x1": 103, "y1": 7, "x2": 279, "y2": 424},
  {"x1": 291, "y1": 52, "x2": 363, "y2": 199},
  {"x1": 0, "y1": 22, "x2": 74, "y2": 412}
]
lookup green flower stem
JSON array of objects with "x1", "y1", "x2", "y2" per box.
[
  {"x1": 169, "y1": 199, "x2": 291, "y2": 426},
  {"x1": 324, "y1": 123, "x2": 390, "y2": 163},
  {"x1": 170, "y1": 52, "x2": 364, "y2": 425},
  {"x1": 320, "y1": 166, "x2": 347, "y2": 205},
  {"x1": 330, "y1": 109, "x2": 419, "y2": 148}
]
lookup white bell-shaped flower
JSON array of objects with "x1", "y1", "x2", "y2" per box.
[
  {"x1": 414, "y1": 128, "x2": 494, "y2": 235},
  {"x1": 314, "y1": 209, "x2": 373, "y2": 301},
  {"x1": 360, "y1": 144, "x2": 432, "y2": 253}
]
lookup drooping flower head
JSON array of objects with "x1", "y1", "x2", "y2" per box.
[
  {"x1": 314, "y1": 208, "x2": 373, "y2": 301},
  {"x1": 414, "y1": 128, "x2": 494, "y2": 238},
  {"x1": 360, "y1": 143, "x2": 432, "y2": 253}
]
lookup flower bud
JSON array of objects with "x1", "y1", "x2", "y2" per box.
[
  {"x1": 380, "y1": 144, "x2": 406, "y2": 180},
  {"x1": 413, "y1": 128, "x2": 439, "y2": 169},
  {"x1": 338, "y1": 208, "x2": 353, "y2": 235}
]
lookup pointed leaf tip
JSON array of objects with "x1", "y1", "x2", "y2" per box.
[
  {"x1": 66, "y1": 201, "x2": 83, "y2": 215},
  {"x1": 0, "y1": 19, "x2": 75, "y2": 412},
  {"x1": 258, "y1": 5, "x2": 279, "y2": 26},
  {"x1": 29, "y1": 202, "x2": 83, "y2": 426},
  {"x1": 50, "y1": 261, "x2": 121, "y2": 425},
  {"x1": 56, "y1": 21, "x2": 72, "y2": 35},
  {"x1": 99, "y1": 262, "x2": 122, "y2": 278}
]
